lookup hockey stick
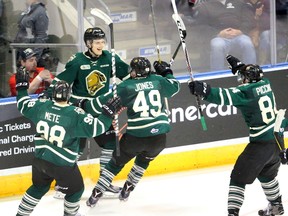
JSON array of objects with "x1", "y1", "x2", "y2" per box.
[
  {"x1": 274, "y1": 109, "x2": 286, "y2": 150},
  {"x1": 90, "y1": 8, "x2": 120, "y2": 156},
  {"x1": 171, "y1": 0, "x2": 207, "y2": 131},
  {"x1": 149, "y1": 0, "x2": 171, "y2": 116}
]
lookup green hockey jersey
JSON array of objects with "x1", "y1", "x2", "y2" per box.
[
  {"x1": 17, "y1": 89, "x2": 112, "y2": 166},
  {"x1": 205, "y1": 78, "x2": 278, "y2": 141},
  {"x1": 85, "y1": 73, "x2": 180, "y2": 137},
  {"x1": 48, "y1": 50, "x2": 129, "y2": 102}
]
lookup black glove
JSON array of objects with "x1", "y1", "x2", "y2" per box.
[
  {"x1": 38, "y1": 91, "x2": 50, "y2": 99},
  {"x1": 153, "y1": 60, "x2": 173, "y2": 77},
  {"x1": 72, "y1": 99, "x2": 88, "y2": 110},
  {"x1": 15, "y1": 66, "x2": 29, "y2": 91},
  {"x1": 280, "y1": 149, "x2": 288, "y2": 164},
  {"x1": 226, "y1": 55, "x2": 245, "y2": 75},
  {"x1": 102, "y1": 96, "x2": 122, "y2": 118},
  {"x1": 188, "y1": 80, "x2": 211, "y2": 98}
]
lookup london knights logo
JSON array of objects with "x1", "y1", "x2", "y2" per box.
[{"x1": 86, "y1": 70, "x2": 106, "y2": 96}]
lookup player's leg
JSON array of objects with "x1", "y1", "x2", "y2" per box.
[
  {"x1": 54, "y1": 163, "x2": 84, "y2": 216},
  {"x1": 258, "y1": 148, "x2": 283, "y2": 216},
  {"x1": 94, "y1": 125, "x2": 122, "y2": 195},
  {"x1": 87, "y1": 133, "x2": 134, "y2": 207},
  {"x1": 119, "y1": 133, "x2": 166, "y2": 201},
  {"x1": 16, "y1": 158, "x2": 52, "y2": 215},
  {"x1": 53, "y1": 137, "x2": 86, "y2": 200}
]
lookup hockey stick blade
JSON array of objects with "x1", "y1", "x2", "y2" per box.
[
  {"x1": 274, "y1": 109, "x2": 286, "y2": 150},
  {"x1": 90, "y1": 8, "x2": 112, "y2": 25}
]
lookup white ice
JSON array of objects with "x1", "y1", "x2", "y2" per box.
[{"x1": 2, "y1": 164, "x2": 288, "y2": 216}]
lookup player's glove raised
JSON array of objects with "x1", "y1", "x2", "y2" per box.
[
  {"x1": 188, "y1": 80, "x2": 211, "y2": 98},
  {"x1": 279, "y1": 149, "x2": 288, "y2": 164},
  {"x1": 102, "y1": 96, "x2": 122, "y2": 118},
  {"x1": 153, "y1": 60, "x2": 173, "y2": 77},
  {"x1": 38, "y1": 91, "x2": 51, "y2": 100},
  {"x1": 15, "y1": 66, "x2": 29, "y2": 91},
  {"x1": 226, "y1": 55, "x2": 245, "y2": 75}
]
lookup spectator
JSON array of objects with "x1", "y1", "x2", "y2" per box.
[
  {"x1": 14, "y1": 0, "x2": 49, "y2": 60},
  {"x1": 9, "y1": 48, "x2": 54, "y2": 96},
  {"x1": 193, "y1": 0, "x2": 257, "y2": 71}
]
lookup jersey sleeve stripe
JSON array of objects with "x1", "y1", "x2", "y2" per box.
[{"x1": 224, "y1": 88, "x2": 233, "y2": 105}]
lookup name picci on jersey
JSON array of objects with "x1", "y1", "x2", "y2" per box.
[{"x1": 255, "y1": 84, "x2": 271, "y2": 96}]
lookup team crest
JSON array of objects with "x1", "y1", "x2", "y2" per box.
[{"x1": 86, "y1": 70, "x2": 106, "y2": 95}]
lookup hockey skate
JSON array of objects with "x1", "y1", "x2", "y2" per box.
[
  {"x1": 228, "y1": 209, "x2": 239, "y2": 216},
  {"x1": 86, "y1": 188, "x2": 103, "y2": 208},
  {"x1": 102, "y1": 184, "x2": 122, "y2": 198},
  {"x1": 119, "y1": 181, "x2": 135, "y2": 201},
  {"x1": 258, "y1": 196, "x2": 284, "y2": 216},
  {"x1": 64, "y1": 212, "x2": 83, "y2": 216}
]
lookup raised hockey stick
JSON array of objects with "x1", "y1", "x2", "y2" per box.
[
  {"x1": 149, "y1": 0, "x2": 171, "y2": 115},
  {"x1": 90, "y1": 8, "x2": 120, "y2": 156},
  {"x1": 274, "y1": 109, "x2": 286, "y2": 150},
  {"x1": 171, "y1": 0, "x2": 207, "y2": 131}
]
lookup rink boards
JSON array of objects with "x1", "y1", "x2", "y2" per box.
[{"x1": 0, "y1": 66, "x2": 288, "y2": 197}]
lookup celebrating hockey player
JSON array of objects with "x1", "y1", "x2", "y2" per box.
[
  {"x1": 188, "y1": 55, "x2": 284, "y2": 216},
  {"x1": 45, "y1": 27, "x2": 130, "y2": 198},
  {"x1": 74, "y1": 57, "x2": 180, "y2": 207},
  {"x1": 15, "y1": 66, "x2": 121, "y2": 216}
]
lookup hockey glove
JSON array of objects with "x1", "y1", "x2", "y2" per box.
[
  {"x1": 226, "y1": 55, "x2": 245, "y2": 75},
  {"x1": 38, "y1": 91, "x2": 51, "y2": 100},
  {"x1": 72, "y1": 99, "x2": 88, "y2": 110},
  {"x1": 153, "y1": 60, "x2": 173, "y2": 77},
  {"x1": 188, "y1": 80, "x2": 211, "y2": 98},
  {"x1": 102, "y1": 96, "x2": 122, "y2": 118},
  {"x1": 15, "y1": 66, "x2": 29, "y2": 91},
  {"x1": 279, "y1": 149, "x2": 288, "y2": 164}
]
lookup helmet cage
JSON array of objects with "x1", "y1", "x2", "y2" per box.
[
  {"x1": 237, "y1": 64, "x2": 263, "y2": 83},
  {"x1": 52, "y1": 81, "x2": 71, "y2": 102}
]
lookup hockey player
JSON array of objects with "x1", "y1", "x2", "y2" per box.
[
  {"x1": 45, "y1": 27, "x2": 130, "y2": 198},
  {"x1": 15, "y1": 66, "x2": 121, "y2": 216},
  {"x1": 188, "y1": 55, "x2": 284, "y2": 216},
  {"x1": 78, "y1": 57, "x2": 180, "y2": 207}
]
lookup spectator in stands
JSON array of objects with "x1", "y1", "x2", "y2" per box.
[
  {"x1": 9, "y1": 48, "x2": 54, "y2": 96},
  {"x1": 193, "y1": 0, "x2": 257, "y2": 71},
  {"x1": 14, "y1": 0, "x2": 49, "y2": 60}
]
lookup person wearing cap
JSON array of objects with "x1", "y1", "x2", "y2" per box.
[
  {"x1": 45, "y1": 27, "x2": 129, "y2": 198},
  {"x1": 9, "y1": 48, "x2": 54, "y2": 96}
]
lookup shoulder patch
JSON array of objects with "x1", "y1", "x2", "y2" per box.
[
  {"x1": 74, "y1": 107, "x2": 85, "y2": 114},
  {"x1": 80, "y1": 65, "x2": 91, "y2": 70}
]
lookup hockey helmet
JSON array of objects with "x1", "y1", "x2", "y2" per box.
[
  {"x1": 237, "y1": 64, "x2": 263, "y2": 83},
  {"x1": 84, "y1": 27, "x2": 106, "y2": 44},
  {"x1": 52, "y1": 80, "x2": 71, "y2": 102},
  {"x1": 130, "y1": 57, "x2": 151, "y2": 78}
]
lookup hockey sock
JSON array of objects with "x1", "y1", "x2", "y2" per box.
[
  {"x1": 259, "y1": 177, "x2": 281, "y2": 202},
  {"x1": 16, "y1": 192, "x2": 41, "y2": 215},
  {"x1": 127, "y1": 163, "x2": 147, "y2": 186},
  {"x1": 228, "y1": 181, "x2": 245, "y2": 213},
  {"x1": 99, "y1": 148, "x2": 113, "y2": 171},
  {"x1": 96, "y1": 168, "x2": 117, "y2": 193}
]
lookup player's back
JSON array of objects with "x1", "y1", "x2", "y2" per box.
[
  {"x1": 237, "y1": 78, "x2": 277, "y2": 141},
  {"x1": 117, "y1": 74, "x2": 179, "y2": 137}
]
